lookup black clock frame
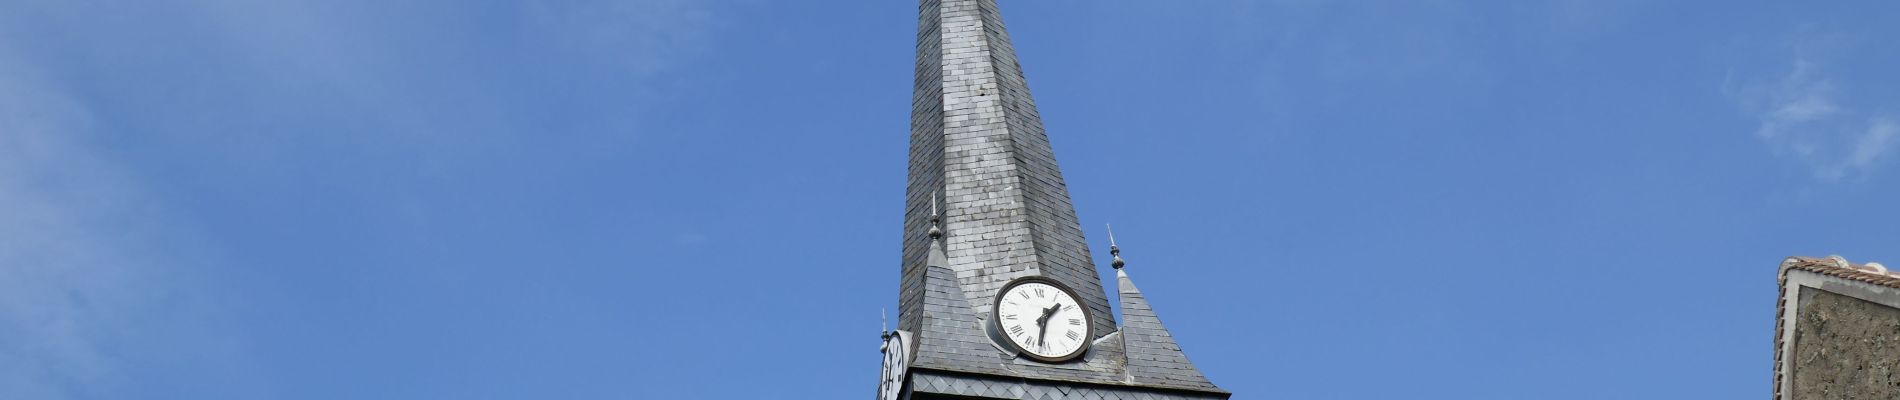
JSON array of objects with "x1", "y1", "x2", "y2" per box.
[{"x1": 991, "y1": 275, "x2": 1094, "y2": 363}]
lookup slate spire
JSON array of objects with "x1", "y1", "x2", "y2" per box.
[
  {"x1": 888, "y1": 1, "x2": 1229, "y2": 398},
  {"x1": 910, "y1": 197, "x2": 1008, "y2": 374},
  {"x1": 1113, "y1": 240, "x2": 1221, "y2": 390},
  {"x1": 898, "y1": 0, "x2": 1114, "y2": 337}
]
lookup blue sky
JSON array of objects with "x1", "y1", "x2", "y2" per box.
[{"x1": 3, "y1": 0, "x2": 1898, "y2": 398}]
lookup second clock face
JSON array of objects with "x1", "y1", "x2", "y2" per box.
[{"x1": 994, "y1": 279, "x2": 1091, "y2": 361}]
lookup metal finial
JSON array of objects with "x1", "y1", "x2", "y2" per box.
[
  {"x1": 1107, "y1": 224, "x2": 1124, "y2": 269},
  {"x1": 881, "y1": 308, "x2": 891, "y2": 344},
  {"x1": 926, "y1": 190, "x2": 943, "y2": 239}
]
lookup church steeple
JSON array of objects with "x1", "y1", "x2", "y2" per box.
[
  {"x1": 1112, "y1": 235, "x2": 1221, "y2": 390},
  {"x1": 885, "y1": 1, "x2": 1229, "y2": 399},
  {"x1": 898, "y1": 0, "x2": 1112, "y2": 338}
]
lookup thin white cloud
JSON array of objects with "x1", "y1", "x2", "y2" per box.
[
  {"x1": 1846, "y1": 118, "x2": 1899, "y2": 170},
  {"x1": 0, "y1": 1, "x2": 717, "y2": 395},
  {"x1": 1737, "y1": 54, "x2": 1899, "y2": 182},
  {"x1": 0, "y1": 38, "x2": 274, "y2": 399},
  {"x1": 161, "y1": 0, "x2": 720, "y2": 167},
  {"x1": 0, "y1": 46, "x2": 147, "y2": 398}
]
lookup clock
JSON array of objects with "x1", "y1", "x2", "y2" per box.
[
  {"x1": 877, "y1": 330, "x2": 911, "y2": 400},
  {"x1": 992, "y1": 276, "x2": 1093, "y2": 362}
]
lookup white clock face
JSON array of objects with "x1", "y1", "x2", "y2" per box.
[
  {"x1": 994, "y1": 279, "x2": 1090, "y2": 361},
  {"x1": 878, "y1": 331, "x2": 909, "y2": 400}
]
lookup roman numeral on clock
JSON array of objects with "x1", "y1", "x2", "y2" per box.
[
  {"x1": 1068, "y1": 318, "x2": 1081, "y2": 325},
  {"x1": 1034, "y1": 288, "x2": 1044, "y2": 297},
  {"x1": 1066, "y1": 331, "x2": 1081, "y2": 341},
  {"x1": 1009, "y1": 325, "x2": 1024, "y2": 335}
]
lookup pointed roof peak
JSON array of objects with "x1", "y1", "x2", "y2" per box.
[
  {"x1": 899, "y1": 0, "x2": 1117, "y2": 341},
  {"x1": 1115, "y1": 261, "x2": 1222, "y2": 391},
  {"x1": 910, "y1": 263, "x2": 1009, "y2": 375}
]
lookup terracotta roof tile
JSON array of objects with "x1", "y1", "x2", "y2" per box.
[{"x1": 1779, "y1": 255, "x2": 1900, "y2": 289}]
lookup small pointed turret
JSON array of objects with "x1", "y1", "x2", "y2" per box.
[
  {"x1": 908, "y1": 187, "x2": 1007, "y2": 374},
  {"x1": 1113, "y1": 232, "x2": 1222, "y2": 391}
]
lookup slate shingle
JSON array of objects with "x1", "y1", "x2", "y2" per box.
[
  {"x1": 1116, "y1": 269, "x2": 1222, "y2": 392},
  {"x1": 899, "y1": 0, "x2": 1114, "y2": 340},
  {"x1": 893, "y1": 0, "x2": 1228, "y2": 397},
  {"x1": 912, "y1": 243, "x2": 1008, "y2": 375}
]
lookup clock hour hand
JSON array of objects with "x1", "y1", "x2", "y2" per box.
[
  {"x1": 1035, "y1": 303, "x2": 1060, "y2": 347},
  {"x1": 1034, "y1": 304, "x2": 1059, "y2": 327}
]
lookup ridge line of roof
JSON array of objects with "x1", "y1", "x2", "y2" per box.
[{"x1": 1780, "y1": 256, "x2": 1900, "y2": 289}]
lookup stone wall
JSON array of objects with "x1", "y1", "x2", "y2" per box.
[{"x1": 1790, "y1": 288, "x2": 1900, "y2": 399}]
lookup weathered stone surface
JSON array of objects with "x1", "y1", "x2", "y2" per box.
[
  {"x1": 1791, "y1": 289, "x2": 1900, "y2": 399},
  {"x1": 1776, "y1": 257, "x2": 1900, "y2": 400}
]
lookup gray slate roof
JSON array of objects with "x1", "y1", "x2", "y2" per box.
[
  {"x1": 911, "y1": 369, "x2": 1229, "y2": 400},
  {"x1": 898, "y1": 0, "x2": 1117, "y2": 341},
  {"x1": 893, "y1": 0, "x2": 1227, "y2": 397},
  {"x1": 1118, "y1": 269, "x2": 1222, "y2": 391},
  {"x1": 911, "y1": 241, "x2": 1008, "y2": 375},
  {"x1": 906, "y1": 231, "x2": 1225, "y2": 395}
]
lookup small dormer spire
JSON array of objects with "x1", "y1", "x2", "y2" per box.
[
  {"x1": 1115, "y1": 249, "x2": 1219, "y2": 389},
  {"x1": 880, "y1": 308, "x2": 891, "y2": 353},
  {"x1": 1107, "y1": 224, "x2": 1125, "y2": 269},
  {"x1": 926, "y1": 190, "x2": 943, "y2": 240}
]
